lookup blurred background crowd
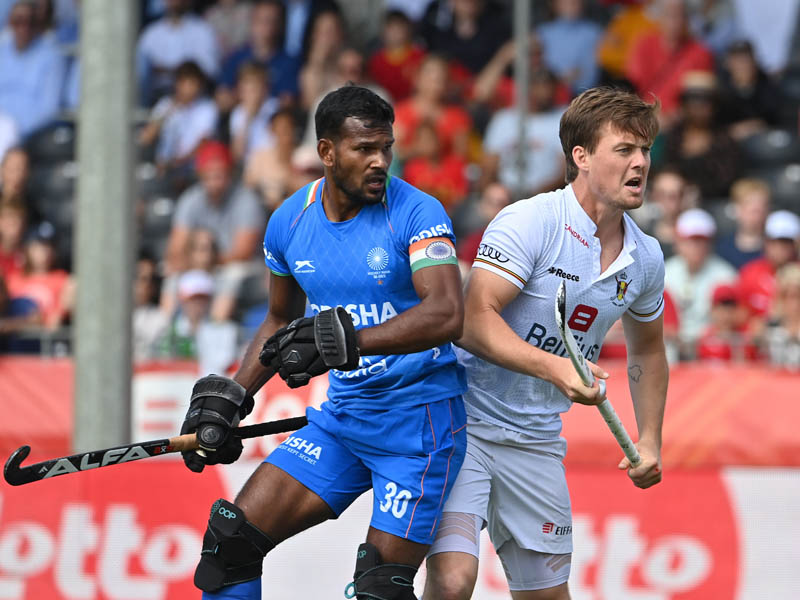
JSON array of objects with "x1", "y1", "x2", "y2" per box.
[{"x1": 1, "y1": 0, "x2": 800, "y2": 372}]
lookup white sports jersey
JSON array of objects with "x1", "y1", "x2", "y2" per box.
[{"x1": 458, "y1": 184, "x2": 665, "y2": 438}]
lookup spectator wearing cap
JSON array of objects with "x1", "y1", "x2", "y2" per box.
[
  {"x1": 662, "y1": 70, "x2": 742, "y2": 199},
  {"x1": 696, "y1": 283, "x2": 759, "y2": 362},
  {"x1": 136, "y1": 0, "x2": 220, "y2": 105},
  {"x1": 165, "y1": 140, "x2": 265, "y2": 310},
  {"x1": 738, "y1": 209, "x2": 800, "y2": 318},
  {"x1": 138, "y1": 60, "x2": 218, "y2": 177},
  {"x1": 0, "y1": 0, "x2": 66, "y2": 137},
  {"x1": 717, "y1": 39, "x2": 781, "y2": 141},
  {"x1": 763, "y1": 263, "x2": 800, "y2": 370},
  {"x1": 625, "y1": 0, "x2": 714, "y2": 125},
  {"x1": 5, "y1": 220, "x2": 73, "y2": 330},
  {"x1": 664, "y1": 207, "x2": 737, "y2": 356},
  {"x1": 156, "y1": 268, "x2": 238, "y2": 374},
  {"x1": 536, "y1": 0, "x2": 602, "y2": 94},
  {"x1": 715, "y1": 178, "x2": 770, "y2": 269},
  {"x1": 216, "y1": 0, "x2": 301, "y2": 113}
]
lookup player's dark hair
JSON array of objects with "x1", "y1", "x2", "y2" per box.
[
  {"x1": 559, "y1": 86, "x2": 660, "y2": 183},
  {"x1": 315, "y1": 85, "x2": 394, "y2": 141}
]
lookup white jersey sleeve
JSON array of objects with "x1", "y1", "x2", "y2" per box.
[
  {"x1": 472, "y1": 196, "x2": 554, "y2": 289},
  {"x1": 624, "y1": 217, "x2": 666, "y2": 323}
]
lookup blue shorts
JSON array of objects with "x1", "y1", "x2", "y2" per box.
[{"x1": 265, "y1": 396, "x2": 467, "y2": 545}]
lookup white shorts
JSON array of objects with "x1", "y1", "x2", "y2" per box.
[{"x1": 429, "y1": 418, "x2": 573, "y2": 590}]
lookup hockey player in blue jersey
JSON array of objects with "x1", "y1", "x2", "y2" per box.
[{"x1": 179, "y1": 85, "x2": 468, "y2": 599}]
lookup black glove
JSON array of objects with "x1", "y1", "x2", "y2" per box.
[
  {"x1": 258, "y1": 307, "x2": 360, "y2": 389},
  {"x1": 180, "y1": 374, "x2": 255, "y2": 473}
]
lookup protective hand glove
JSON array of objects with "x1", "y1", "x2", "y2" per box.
[
  {"x1": 258, "y1": 307, "x2": 359, "y2": 388},
  {"x1": 180, "y1": 374, "x2": 255, "y2": 473}
]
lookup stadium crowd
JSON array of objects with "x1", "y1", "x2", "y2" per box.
[{"x1": 0, "y1": 0, "x2": 799, "y2": 370}]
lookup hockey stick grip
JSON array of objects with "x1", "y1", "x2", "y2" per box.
[
  {"x1": 596, "y1": 397, "x2": 641, "y2": 467},
  {"x1": 170, "y1": 415, "x2": 310, "y2": 452}
]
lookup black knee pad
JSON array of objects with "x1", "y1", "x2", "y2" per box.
[
  {"x1": 194, "y1": 499, "x2": 276, "y2": 592},
  {"x1": 344, "y1": 542, "x2": 418, "y2": 600}
]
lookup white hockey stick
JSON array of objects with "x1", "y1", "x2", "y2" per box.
[{"x1": 554, "y1": 281, "x2": 641, "y2": 467}]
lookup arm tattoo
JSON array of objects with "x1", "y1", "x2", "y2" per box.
[{"x1": 628, "y1": 364, "x2": 643, "y2": 383}]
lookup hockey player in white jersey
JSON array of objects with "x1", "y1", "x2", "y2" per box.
[{"x1": 424, "y1": 87, "x2": 668, "y2": 600}]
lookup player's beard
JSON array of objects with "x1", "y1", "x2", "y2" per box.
[{"x1": 330, "y1": 160, "x2": 384, "y2": 206}]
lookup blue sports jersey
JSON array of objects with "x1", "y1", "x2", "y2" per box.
[{"x1": 263, "y1": 176, "x2": 467, "y2": 409}]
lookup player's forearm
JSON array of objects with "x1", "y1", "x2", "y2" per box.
[
  {"x1": 626, "y1": 348, "x2": 668, "y2": 450},
  {"x1": 459, "y1": 304, "x2": 560, "y2": 380},
  {"x1": 356, "y1": 296, "x2": 463, "y2": 355},
  {"x1": 233, "y1": 313, "x2": 287, "y2": 396}
]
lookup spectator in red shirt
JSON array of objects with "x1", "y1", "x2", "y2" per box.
[
  {"x1": 402, "y1": 119, "x2": 468, "y2": 215},
  {"x1": 696, "y1": 283, "x2": 759, "y2": 362},
  {"x1": 738, "y1": 210, "x2": 800, "y2": 318},
  {"x1": 6, "y1": 221, "x2": 73, "y2": 330},
  {"x1": 625, "y1": 0, "x2": 714, "y2": 125},
  {"x1": 367, "y1": 10, "x2": 426, "y2": 103},
  {"x1": 393, "y1": 54, "x2": 472, "y2": 161}
]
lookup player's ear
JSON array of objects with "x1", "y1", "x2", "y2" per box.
[
  {"x1": 572, "y1": 145, "x2": 589, "y2": 172},
  {"x1": 318, "y1": 138, "x2": 335, "y2": 168}
]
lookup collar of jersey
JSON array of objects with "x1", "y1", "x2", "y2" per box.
[
  {"x1": 565, "y1": 184, "x2": 637, "y2": 281},
  {"x1": 306, "y1": 176, "x2": 390, "y2": 240}
]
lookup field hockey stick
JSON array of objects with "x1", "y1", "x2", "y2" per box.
[
  {"x1": 4, "y1": 415, "x2": 308, "y2": 486},
  {"x1": 554, "y1": 281, "x2": 641, "y2": 467}
]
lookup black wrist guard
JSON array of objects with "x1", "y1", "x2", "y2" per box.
[{"x1": 258, "y1": 307, "x2": 359, "y2": 388}]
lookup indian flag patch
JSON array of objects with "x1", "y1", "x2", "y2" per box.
[{"x1": 409, "y1": 237, "x2": 457, "y2": 272}]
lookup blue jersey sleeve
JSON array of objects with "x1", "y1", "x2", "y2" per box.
[
  {"x1": 263, "y1": 209, "x2": 290, "y2": 276},
  {"x1": 393, "y1": 179, "x2": 457, "y2": 249},
  {"x1": 263, "y1": 184, "x2": 313, "y2": 276}
]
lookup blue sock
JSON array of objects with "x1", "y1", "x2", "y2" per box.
[{"x1": 202, "y1": 579, "x2": 261, "y2": 600}]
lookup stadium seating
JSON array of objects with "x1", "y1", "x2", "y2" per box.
[{"x1": 740, "y1": 129, "x2": 800, "y2": 167}]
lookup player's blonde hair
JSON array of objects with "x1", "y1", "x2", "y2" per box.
[{"x1": 559, "y1": 87, "x2": 660, "y2": 183}]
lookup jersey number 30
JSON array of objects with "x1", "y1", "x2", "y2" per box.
[{"x1": 380, "y1": 482, "x2": 412, "y2": 519}]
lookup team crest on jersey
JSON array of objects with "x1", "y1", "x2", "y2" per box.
[
  {"x1": 366, "y1": 246, "x2": 391, "y2": 282},
  {"x1": 611, "y1": 272, "x2": 631, "y2": 306}
]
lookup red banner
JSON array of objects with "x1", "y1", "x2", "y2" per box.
[
  {"x1": 2, "y1": 463, "x2": 798, "y2": 599},
  {"x1": 2, "y1": 357, "x2": 800, "y2": 468}
]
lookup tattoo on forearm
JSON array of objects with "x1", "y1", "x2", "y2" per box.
[{"x1": 628, "y1": 364, "x2": 643, "y2": 382}]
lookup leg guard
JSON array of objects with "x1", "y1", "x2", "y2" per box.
[
  {"x1": 344, "y1": 542, "x2": 418, "y2": 600},
  {"x1": 194, "y1": 499, "x2": 276, "y2": 593}
]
